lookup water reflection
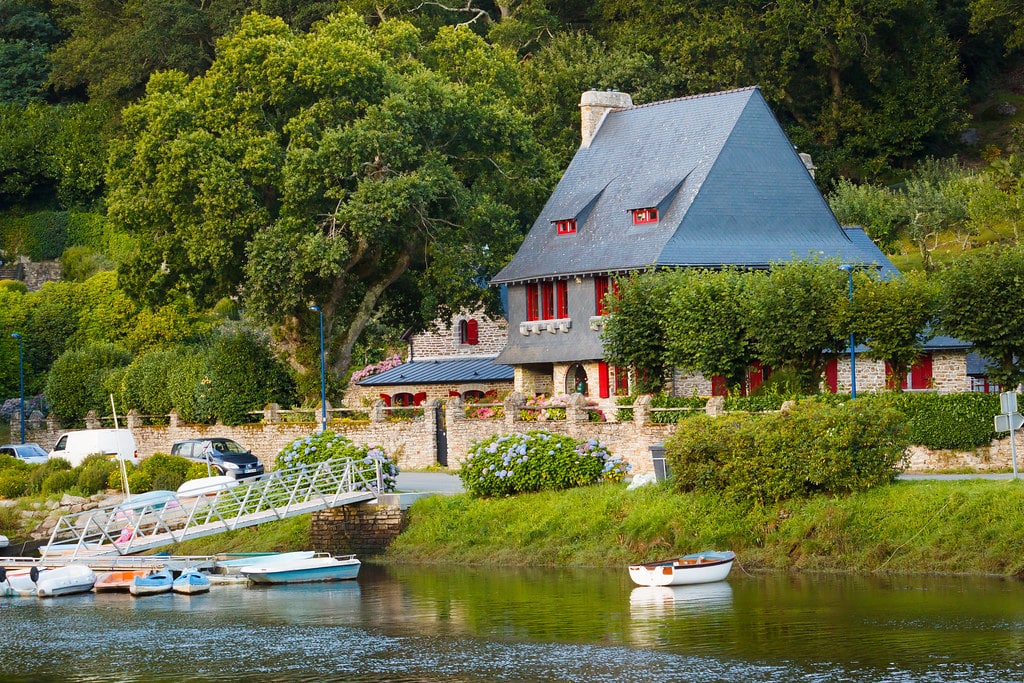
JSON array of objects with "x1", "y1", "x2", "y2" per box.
[{"x1": 1, "y1": 565, "x2": 1023, "y2": 682}]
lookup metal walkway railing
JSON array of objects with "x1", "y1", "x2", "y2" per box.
[{"x1": 41, "y1": 458, "x2": 382, "y2": 560}]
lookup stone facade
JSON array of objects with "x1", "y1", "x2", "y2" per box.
[
  {"x1": 311, "y1": 498, "x2": 409, "y2": 557},
  {"x1": 833, "y1": 350, "x2": 972, "y2": 395},
  {"x1": 410, "y1": 312, "x2": 508, "y2": 358}
]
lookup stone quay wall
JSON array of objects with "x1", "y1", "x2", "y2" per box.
[{"x1": 311, "y1": 498, "x2": 409, "y2": 558}]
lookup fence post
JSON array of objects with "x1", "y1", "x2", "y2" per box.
[
  {"x1": 705, "y1": 396, "x2": 725, "y2": 416},
  {"x1": 505, "y1": 391, "x2": 524, "y2": 428},
  {"x1": 566, "y1": 392, "x2": 589, "y2": 423},
  {"x1": 263, "y1": 403, "x2": 280, "y2": 424},
  {"x1": 126, "y1": 409, "x2": 141, "y2": 430},
  {"x1": 85, "y1": 410, "x2": 100, "y2": 429},
  {"x1": 169, "y1": 409, "x2": 179, "y2": 429},
  {"x1": 370, "y1": 399, "x2": 387, "y2": 423},
  {"x1": 633, "y1": 394, "x2": 652, "y2": 426}
]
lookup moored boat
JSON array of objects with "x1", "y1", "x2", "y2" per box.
[
  {"x1": 628, "y1": 550, "x2": 736, "y2": 587},
  {"x1": 129, "y1": 568, "x2": 173, "y2": 596},
  {"x1": 1, "y1": 567, "x2": 40, "y2": 597},
  {"x1": 172, "y1": 569, "x2": 211, "y2": 595},
  {"x1": 240, "y1": 553, "x2": 360, "y2": 585},
  {"x1": 214, "y1": 551, "x2": 316, "y2": 571},
  {"x1": 35, "y1": 564, "x2": 97, "y2": 598},
  {"x1": 94, "y1": 569, "x2": 148, "y2": 593},
  {"x1": 176, "y1": 476, "x2": 238, "y2": 499}
]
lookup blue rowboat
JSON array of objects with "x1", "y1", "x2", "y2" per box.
[
  {"x1": 129, "y1": 568, "x2": 173, "y2": 596},
  {"x1": 240, "y1": 554, "x2": 360, "y2": 585},
  {"x1": 172, "y1": 569, "x2": 211, "y2": 595}
]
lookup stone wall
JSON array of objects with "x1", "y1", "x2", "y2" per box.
[
  {"x1": 311, "y1": 497, "x2": 409, "y2": 557},
  {"x1": 19, "y1": 258, "x2": 62, "y2": 291},
  {"x1": 411, "y1": 311, "x2": 508, "y2": 358}
]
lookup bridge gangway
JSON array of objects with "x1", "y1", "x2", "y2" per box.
[{"x1": 40, "y1": 458, "x2": 382, "y2": 560}]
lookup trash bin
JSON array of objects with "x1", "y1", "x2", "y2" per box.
[{"x1": 649, "y1": 443, "x2": 670, "y2": 482}]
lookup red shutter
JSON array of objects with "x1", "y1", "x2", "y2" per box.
[
  {"x1": 557, "y1": 281, "x2": 568, "y2": 318},
  {"x1": 526, "y1": 284, "x2": 539, "y2": 321},
  {"x1": 711, "y1": 375, "x2": 727, "y2": 396},
  {"x1": 614, "y1": 366, "x2": 630, "y2": 395},
  {"x1": 414, "y1": 392, "x2": 427, "y2": 406},
  {"x1": 825, "y1": 359, "x2": 838, "y2": 393},
  {"x1": 449, "y1": 390, "x2": 460, "y2": 397},
  {"x1": 466, "y1": 318, "x2": 479, "y2": 345},
  {"x1": 598, "y1": 362, "x2": 610, "y2": 398},
  {"x1": 910, "y1": 353, "x2": 933, "y2": 390},
  {"x1": 595, "y1": 276, "x2": 609, "y2": 315},
  {"x1": 380, "y1": 394, "x2": 391, "y2": 406},
  {"x1": 748, "y1": 362, "x2": 764, "y2": 393},
  {"x1": 485, "y1": 389, "x2": 497, "y2": 398},
  {"x1": 541, "y1": 282, "x2": 555, "y2": 320}
]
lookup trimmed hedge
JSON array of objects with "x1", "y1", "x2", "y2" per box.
[{"x1": 666, "y1": 399, "x2": 909, "y2": 505}]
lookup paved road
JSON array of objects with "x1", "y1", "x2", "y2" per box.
[{"x1": 396, "y1": 471, "x2": 465, "y2": 494}]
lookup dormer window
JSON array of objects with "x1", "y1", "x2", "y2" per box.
[
  {"x1": 632, "y1": 208, "x2": 658, "y2": 224},
  {"x1": 555, "y1": 219, "x2": 577, "y2": 235}
]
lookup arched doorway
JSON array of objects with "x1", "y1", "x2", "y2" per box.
[{"x1": 566, "y1": 363, "x2": 588, "y2": 395}]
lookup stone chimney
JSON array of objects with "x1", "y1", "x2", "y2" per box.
[
  {"x1": 580, "y1": 90, "x2": 633, "y2": 148},
  {"x1": 799, "y1": 152, "x2": 816, "y2": 179}
]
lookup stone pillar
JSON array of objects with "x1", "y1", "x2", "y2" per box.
[
  {"x1": 705, "y1": 396, "x2": 725, "y2": 416},
  {"x1": 169, "y1": 409, "x2": 179, "y2": 429},
  {"x1": 370, "y1": 399, "x2": 387, "y2": 423},
  {"x1": 447, "y1": 396, "x2": 464, "y2": 426},
  {"x1": 263, "y1": 403, "x2": 280, "y2": 424},
  {"x1": 126, "y1": 409, "x2": 141, "y2": 429},
  {"x1": 566, "y1": 392, "x2": 589, "y2": 423},
  {"x1": 46, "y1": 414, "x2": 59, "y2": 432},
  {"x1": 86, "y1": 410, "x2": 100, "y2": 429},
  {"x1": 505, "y1": 391, "x2": 524, "y2": 428},
  {"x1": 633, "y1": 394, "x2": 652, "y2": 426},
  {"x1": 10, "y1": 407, "x2": 21, "y2": 439}
]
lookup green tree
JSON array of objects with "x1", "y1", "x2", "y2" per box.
[
  {"x1": 827, "y1": 178, "x2": 907, "y2": 254},
  {"x1": 659, "y1": 268, "x2": 754, "y2": 390},
  {"x1": 45, "y1": 342, "x2": 131, "y2": 421},
  {"x1": 203, "y1": 328, "x2": 295, "y2": 425},
  {"x1": 744, "y1": 259, "x2": 850, "y2": 394},
  {"x1": 601, "y1": 271, "x2": 670, "y2": 393},
  {"x1": 937, "y1": 245, "x2": 1024, "y2": 390},
  {"x1": 0, "y1": 0, "x2": 61, "y2": 103},
  {"x1": 853, "y1": 269, "x2": 937, "y2": 391},
  {"x1": 0, "y1": 288, "x2": 31, "y2": 397},
  {"x1": 108, "y1": 13, "x2": 550, "y2": 390}
]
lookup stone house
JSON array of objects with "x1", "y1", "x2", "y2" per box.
[{"x1": 490, "y1": 86, "x2": 900, "y2": 402}]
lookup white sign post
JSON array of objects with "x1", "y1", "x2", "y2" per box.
[{"x1": 994, "y1": 391, "x2": 1021, "y2": 479}]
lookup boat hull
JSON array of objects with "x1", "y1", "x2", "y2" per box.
[
  {"x1": 172, "y1": 570, "x2": 211, "y2": 595},
  {"x1": 35, "y1": 565, "x2": 96, "y2": 598},
  {"x1": 94, "y1": 570, "x2": 147, "y2": 593},
  {"x1": 629, "y1": 551, "x2": 736, "y2": 587},
  {"x1": 130, "y1": 569, "x2": 173, "y2": 596},
  {"x1": 241, "y1": 556, "x2": 360, "y2": 585}
]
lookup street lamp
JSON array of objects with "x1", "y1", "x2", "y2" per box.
[
  {"x1": 839, "y1": 265, "x2": 856, "y2": 399},
  {"x1": 309, "y1": 305, "x2": 327, "y2": 432},
  {"x1": 10, "y1": 333, "x2": 24, "y2": 443}
]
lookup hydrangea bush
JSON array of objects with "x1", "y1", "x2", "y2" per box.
[
  {"x1": 274, "y1": 430, "x2": 399, "y2": 492},
  {"x1": 459, "y1": 430, "x2": 629, "y2": 497},
  {"x1": 350, "y1": 355, "x2": 403, "y2": 383}
]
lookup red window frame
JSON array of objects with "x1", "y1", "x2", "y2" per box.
[
  {"x1": 556, "y1": 281, "x2": 568, "y2": 318},
  {"x1": 526, "y1": 283, "x2": 539, "y2": 321},
  {"x1": 632, "y1": 207, "x2": 658, "y2": 224},
  {"x1": 460, "y1": 318, "x2": 478, "y2": 345},
  {"x1": 555, "y1": 219, "x2": 577, "y2": 235},
  {"x1": 595, "y1": 276, "x2": 609, "y2": 316},
  {"x1": 541, "y1": 282, "x2": 555, "y2": 320}
]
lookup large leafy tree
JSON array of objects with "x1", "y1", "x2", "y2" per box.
[
  {"x1": 0, "y1": 0, "x2": 62, "y2": 103},
  {"x1": 853, "y1": 269, "x2": 937, "y2": 391},
  {"x1": 601, "y1": 271, "x2": 672, "y2": 394},
  {"x1": 937, "y1": 245, "x2": 1024, "y2": 390},
  {"x1": 108, "y1": 13, "x2": 551, "y2": 384}
]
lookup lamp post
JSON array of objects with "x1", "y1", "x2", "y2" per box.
[
  {"x1": 10, "y1": 333, "x2": 24, "y2": 443},
  {"x1": 839, "y1": 265, "x2": 856, "y2": 398},
  {"x1": 309, "y1": 305, "x2": 327, "y2": 432}
]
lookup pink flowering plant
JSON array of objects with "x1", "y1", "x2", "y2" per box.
[
  {"x1": 459, "y1": 430, "x2": 629, "y2": 497},
  {"x1": 274, "y1": 430, "x2": 398, "y2": 492},
  {"x1": 349, "y1": 354, "x2": 403, "y2": 383},
  {"x1": 517, "y1": 394, "x2": 607, "y2": 422}
]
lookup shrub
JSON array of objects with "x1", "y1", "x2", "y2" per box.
[
  {"x1": 60, "y1": 245, "x2": 113, "y2": 282},
  {"x1": 459, "y1": 431, "x2": 629, "y2": 497},
  {"x1": 650, "y1": 393, "x2": 707, "y2": 423},
  {"x1": 137, "y1": 453, "x2": 196, "y2": 491},
  {"x1": 45, "y1": 342, "x2": 131, "y2": 421},
  {"x1": 0, "y1": 453, "x2": 30, "y2": 473},
  {"x1": 127, "y1": 469, "x2": 152, "y2": 493},
  {"x1": 25, "y1": 458, "x2": 71, "y2": 495},
  {"x1": 0, "y1": 470, "x2": 29, "y2": 498},
  {"x1": 77, "y1": 457, "x2": 117, "y2": 495},
  {"x1": 121, "y1": 349, "x2": 181, "y2": 415},
  {"x1": 274, "y1": 430, "x2": 398, "y2": 493},
  {"x1": 0, "y1": 279, "x2": 27, "y2": 294},
  {"x1": 41, "y1": 469, "x2": 78, "y2": 495},
  {"x1": 204, "y1": 329, "x2": 296, "y2": 425},
  {"x1": 666, "y1": 399, "x2": 908, "y2": 505}
]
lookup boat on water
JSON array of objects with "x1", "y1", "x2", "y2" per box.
[
  {"x1": 172, "y1": 569, "x2": 211, "y2": 595},
  {"x1": 129, "y1": 568, "x2": 174, "y2": 596},
  {"x1": 628, "y1": 550, "x2": 736, "y2": 587},
  {"x1": 94, "y1": 569, "x2": 148, "y2": 593},
  {"x1": 0, "y1": 534, "x2": 8, "y2": 548},
  {"x1": 1, "y1": 565, "x2": 96, "y2": 597},
  {"x1": 176, "y1": 475, "x2": 238, "y2": 499},
  {"x1": 240, "y1": 553, "x2": 361, "y2": 585},
  {"x1": 214, "y1": 551, "x2": 316, "y2": 571}
]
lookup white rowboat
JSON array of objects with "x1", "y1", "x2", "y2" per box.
[
  {"x1": 628, "y1": 550, "x2": 736, "y2": 587},
  {"x1": 241, "y1": 554, "x2": 360, "y2": 585}
]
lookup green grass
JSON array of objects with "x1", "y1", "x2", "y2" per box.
[
  {"x1": 162, "y1": 515, "x2": 311, "y2": 556},
  {"x1": 386, "y1": 479, "x2": 1024, "y2": 576}
]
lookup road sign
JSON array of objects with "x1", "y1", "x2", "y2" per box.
[
  {"x1": 995, "y1": 412, "x2": 1024, "y2": 432},
  {"x1": 1002, "y1": 391, "x2": 1019, "y2": 415}
]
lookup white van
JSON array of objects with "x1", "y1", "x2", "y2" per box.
[{"x1": 48, "y1": 429, "x2": 141, "y2": 468}]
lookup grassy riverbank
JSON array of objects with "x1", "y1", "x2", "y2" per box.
[{"x1": 166, "y1": 479, "x2": 1024, "y2": 576}]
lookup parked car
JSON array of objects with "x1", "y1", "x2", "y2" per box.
[
  {"x1": 170, "y1": 438, "x2": 265, "y2": 479},
  {"x1": 0, "y1": 442, "x2": 49, "y2": 465},
  {"x1": 48, "y1": 429, "x2": 140, "y2": 468}
]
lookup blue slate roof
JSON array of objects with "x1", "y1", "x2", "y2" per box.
[
  {"x1": 492, "y1": 87, "x2": 894, "y2": 285},
  {"x1": 355, "y1": 357, "x2": 514, "y2": 387}
]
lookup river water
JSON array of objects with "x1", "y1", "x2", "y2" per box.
[{"x1": 1, "y1": 564, "x2": 1022, "y2": 683}]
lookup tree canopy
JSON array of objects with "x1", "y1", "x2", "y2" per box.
[{"x1": 108, "y1": 13, "x2": 552, "y2": 380}]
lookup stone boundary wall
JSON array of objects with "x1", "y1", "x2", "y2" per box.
[
  {"x1": 311, "y1": 500, "x2": 408, "y2": 557},
  {"x1": 19, "y1": 393, "x2": 1018, "y2": 474}
]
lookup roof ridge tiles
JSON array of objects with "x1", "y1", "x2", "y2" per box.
[{"x1": 613, "y1": 85, "x2": 759, "y2": 112}]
